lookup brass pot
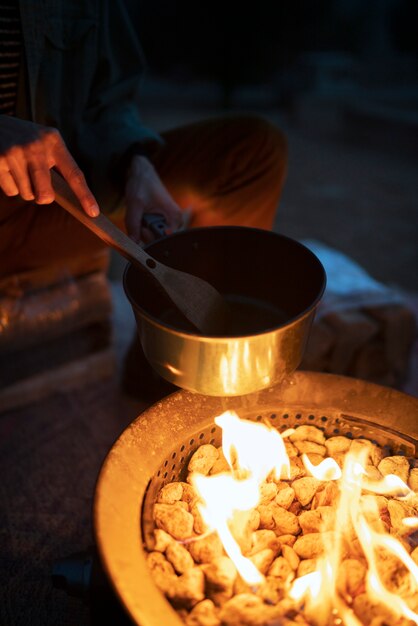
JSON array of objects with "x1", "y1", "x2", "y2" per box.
[{"x1": 123, "y1": 226, "x2": 326, "y2": 396}]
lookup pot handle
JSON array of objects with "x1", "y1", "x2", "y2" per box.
[{"x1": 142, "y1": 213, "x2": 167, "y2": 240}]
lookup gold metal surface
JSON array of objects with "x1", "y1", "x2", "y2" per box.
[
  {"x1": 94, "y1": 372, "x2": 418, "y2": 626},
  {"x1": 124, "y1": 226, "x2": 326, "y2": 396},
  {"x1": 137, "y1": 307, "x2": 315, "y2": 396}
]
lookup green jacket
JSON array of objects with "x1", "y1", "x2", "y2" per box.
[{"x1": 19, "y1": 0, "x2": 161, "y2": 212}]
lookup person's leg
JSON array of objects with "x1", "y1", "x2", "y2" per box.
[
  {"x1": 0, "y1": 193, "x2": 111, "y2": 395},
  {"x1": 0, "y1": 114, "x2": 286, "y2": 282},
  {"x1": 122, "y1": 114, "x2": 288, "y2": 401},
  {"x1": 153, "y1": 114, "x2": 287, "y2": 229},
  {"x1": 0, "y1": 192, "x2": 108, "y2": 289}
]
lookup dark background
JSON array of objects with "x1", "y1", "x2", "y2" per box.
[
  {"x1": 135, "y1": 0, "x2": 417, "y2": 106},
  {"x1": 118, "y1": 0, "x2": 418, "y2": 292}
]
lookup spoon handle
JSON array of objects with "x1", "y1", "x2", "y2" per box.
[
  {"x1": 51, "y1": 170, "x2": 160, "y2": 272},
  {"x1": 51, "y1": 170, "x2": 227, "y2": 335}
]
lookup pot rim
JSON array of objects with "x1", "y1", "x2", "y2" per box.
[{"x1": 123, "y1": 226, "x2": 326, "y2": 339}]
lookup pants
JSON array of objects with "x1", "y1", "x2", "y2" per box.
[{"x1": 0, "y1": 114, "x2": 287, "y2": 289}]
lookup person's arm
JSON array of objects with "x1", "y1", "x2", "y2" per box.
[
  {"x1": 73, "y1": 0, "x2": 183, "y2": 240},
  {"x1": 124, "y1": 155, "x2": 183, "y2": 243},
  {"x1": 75, "y1": 2, "x2": 161, "y2": 205},
  {"x1": 0, "y1": 115, "x2": 99, "y2": 216}
]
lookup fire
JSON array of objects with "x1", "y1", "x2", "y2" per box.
[
  {"x1": 302, "y1": 454, "x2": 342, "y2": 481},
  {"x1": 191, "y1": 472, "x2": 263, "y2": 584},
  {"x1": 189, "y1": 411, "x2": 418, "y2": 625},
  {"x1": 362, "y1": 473, "x2": 414, "y2": 498},
  {"x1": 191, "y1": 411, "x2": 291, "y2": 584},
  {"x1": 290, "y1": 448, "x2": 418, "y2": 625},
  {"x1": 403, "y1": 518, "x2": 418, "y2": 529},
  {"x1": 215, "y1": 411, "x2": 290, "y2": 482}
]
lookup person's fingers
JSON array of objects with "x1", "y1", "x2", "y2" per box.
[
  {"x1": 6, "y1": 146, "x2": 35, "y2": 201},
  {"x1": 139, "y1": 226, "x2": 155, "y2": 245},
  {"x1": 162, "y1": 204, "x2": 183, "y2": 233},
  {"x1": 125, "y1": 174, "x2": 146, "y2": 242},
  {"x1": 126, "y1": 156, "x2": 184, "y2": 242},
  {"x1": 150, "y1": 191, "x2": 183, "y2": 235},
  {"x1": 179, "y1": 206, "x2": 192, "y2": 230},
  {"x1": 23, "y1": 139, "x2": 54, "y2": 203},
  {"x1": 57, "y1": 157, "x2": 99, "y2": 217},
  {"x1": 0, "y1": 169, "x2": 19, "y2": 197},
  {"x1": 48, "y1": 130, "x2": 99, "y2": 216},
  {"x1": 125, "y1": 199, "x2": 144, "y2": 243},
  {"x1": 28, "y1": 155, "x2": 55, "y2": 204}
]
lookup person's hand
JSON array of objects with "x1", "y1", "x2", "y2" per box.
[
  {"x1": 0, "y1": 115, "x2": 99, "y2": 216},
  {"x1": 125, "y1": 154, "x2": 183, "y2": 243}
]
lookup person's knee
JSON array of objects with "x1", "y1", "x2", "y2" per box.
[
  {"x1": 225, "y1": 115, "x2": 287, "y2": 202},
  {"x1": 238, "y1": 115, "x2": 288, "y2": 171}
]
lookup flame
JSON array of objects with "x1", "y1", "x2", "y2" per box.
[
  {"x1": 289, "y1": 570, "x2": 322, "y2": 600},
  {"x1": 358, "y1": 517, "x2": 418, "y2": 622},
  {"x1": 192, "y1": 472, "x2": 263, "y2": 583},
  {"x1": 302, "y1": 453, "x2": 342, "y2": 480},
  {"x1": 289, "y1": 448, "x2": 418, "y2": 625},
  {"x1": 362, "y1": 473, "x2": 414, "y2": 498},
  {"x1": 403, "y1": 517, "x2": 418, "y2": 528},
  {"x1": 190, "y1": 411, "x2": 290, "y2": 585},
  {"x1": 189, "y1": 411, "x2": 418, "y2": 625},
  {"x1": 215, "y1": 411, "x2": 290, "y2": 482}
]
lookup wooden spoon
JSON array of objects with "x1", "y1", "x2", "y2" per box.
[{"x1": 51, "y1": 170, "x2": 226, "y2": 335}]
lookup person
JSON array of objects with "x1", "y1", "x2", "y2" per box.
[{"x1": 0, "y1": 0, "x2": 288, "y2": 398}]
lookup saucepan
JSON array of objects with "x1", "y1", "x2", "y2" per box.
[
  {"x1": 124, "y1": 225, "x2": 326, "y2": 396},
  {"x1": 52, "y1": 172, "x2": 325, "y2": 396}
]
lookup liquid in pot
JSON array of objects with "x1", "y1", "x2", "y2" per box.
[{"x1": 159, "y1": 294, "x2": 289, "y2": 336}]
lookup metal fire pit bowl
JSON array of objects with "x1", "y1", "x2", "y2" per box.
[{"x1": 94, "y1": 372, "x2": 418, "y2": 626}]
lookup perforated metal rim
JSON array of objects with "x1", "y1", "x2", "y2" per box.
[
  {"x1": 152, "y1": 410, "x2": 417, "y2": 487},
  {"x1": 142, "y1": 407, "x2": 418, "y2": 551}
]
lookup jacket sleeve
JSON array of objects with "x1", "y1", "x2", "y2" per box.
[{"x1": 75, "y1": 0, "x2": 163, "y2": 212}]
